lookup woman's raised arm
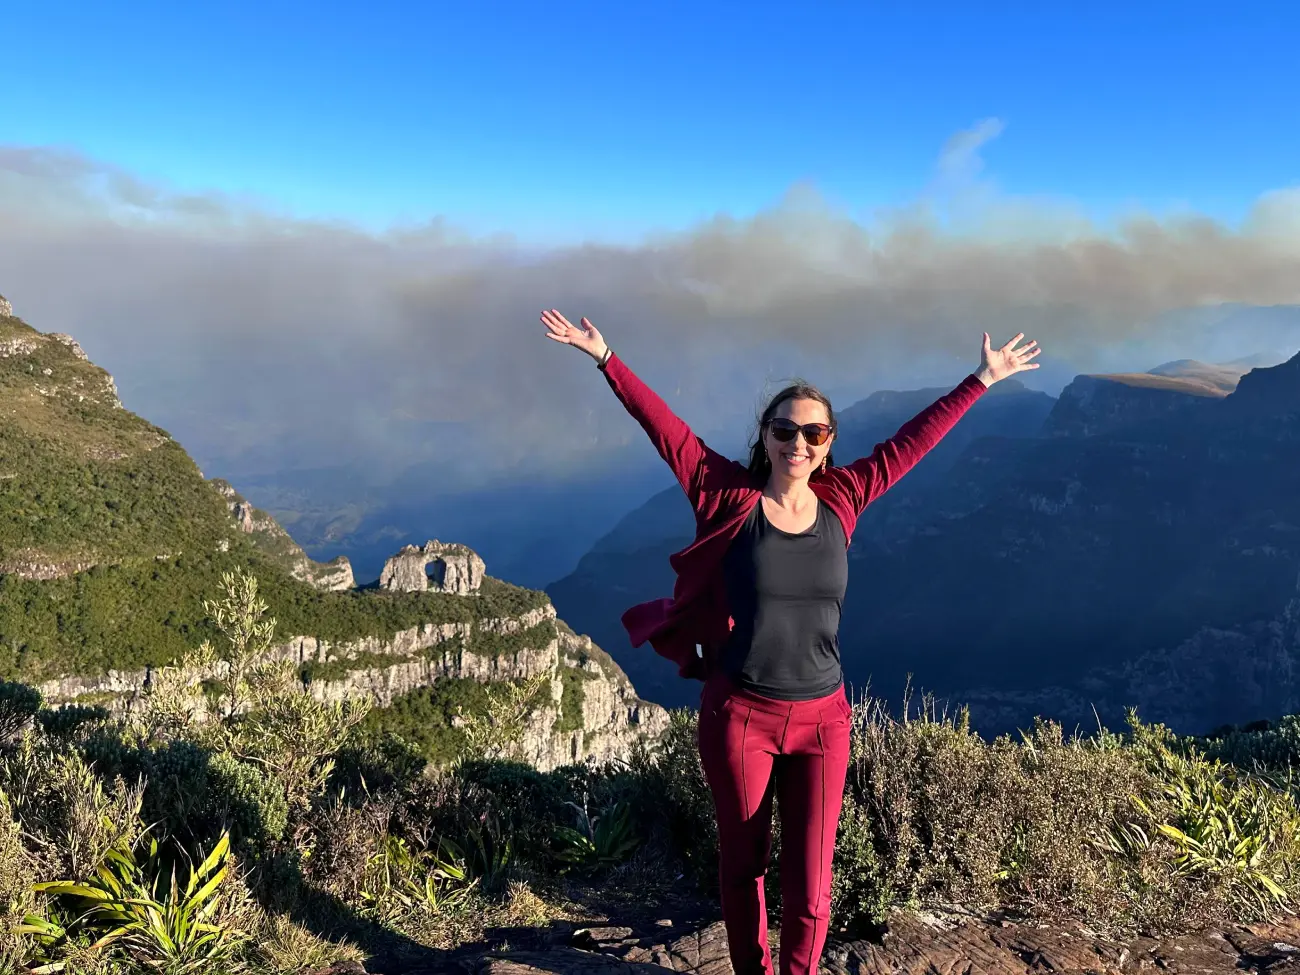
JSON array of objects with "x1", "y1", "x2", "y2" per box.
[
  {"x1": 541, "y1": 309, "x2": 737, "y2": 513},
  {"x1": 838, "y1": 332, "x2": 1041, "y2": 516}
]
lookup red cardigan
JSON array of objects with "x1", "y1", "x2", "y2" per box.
[{"x1": 600, "y1": 352, "x2": 987, "y2": 680}]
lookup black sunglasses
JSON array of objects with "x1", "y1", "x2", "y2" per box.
[{"x1": 766, "y1": 418, "x2": 833, "y2": 446}]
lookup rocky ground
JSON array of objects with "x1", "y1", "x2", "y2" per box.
[{"x1": 307, "y1": 905, "x2": 1300, "y2": 975}]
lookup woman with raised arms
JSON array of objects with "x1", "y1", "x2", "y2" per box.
[{"x1": 541, "y1": 308, "x2": 1040, "y2": 975}]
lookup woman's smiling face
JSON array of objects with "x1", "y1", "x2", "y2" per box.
[{"x1": 765, "y1": 397, "x2": 834, "y2": 478}]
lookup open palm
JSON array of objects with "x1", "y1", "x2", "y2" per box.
[
  {"x1": 541, "y1": 309, "x2": 608, "y2": 361},
  {"x1": 980, "y1": 333, "x2": 1041, "y2": 385}
]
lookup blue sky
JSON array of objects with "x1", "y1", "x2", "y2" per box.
[{"x1": 3, "y1": 0, "x2": 1297, "y2": 242}]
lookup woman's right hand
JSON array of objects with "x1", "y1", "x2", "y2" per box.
[{"x1": 541, "y1": 309, "x2": 609, "y2": 362}]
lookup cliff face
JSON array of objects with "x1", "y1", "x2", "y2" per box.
[
  {"x1": 1039, "y1": 372, "x2": 1223, "y2": 439},
  {"x1": 210, "y1": 479, "x2": 355, "y2": 591},
  {"x1": 957, "y1": 567, "x2": 1300, "y2": 735},
  {"x1": 39, "y1": 601, "x2": 668, "y2": 772}
]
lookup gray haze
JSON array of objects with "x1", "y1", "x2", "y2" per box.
[{"x1": 2, "y1": 121, "x2": 1300, "y2": 489}]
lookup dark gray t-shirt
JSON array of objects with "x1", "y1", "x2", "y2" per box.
[{"x1": 720, "y1": 499, "x2": 849, "y2": 701}]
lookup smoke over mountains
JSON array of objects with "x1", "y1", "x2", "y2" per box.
[{"x1": 2, "y1": 121, "x2": 1299, "y2": 492}]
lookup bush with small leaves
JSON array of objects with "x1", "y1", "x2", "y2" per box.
[
  {"x1": 303, "y1": 795, "x2": 393, "y2": 904},
  {"x1": 139, "y1": 740, "x2": 288, "y2": 859},
  {"x1": 35, "y1": 703, "x2": 112, "y2": 741},
  {"x1": 329, "y1": 729, "x2": 428, "y2": 798},
  {"x1": 429, "y1": 760, "x2": 567, "y2": 865},
  {"x1": 0, "y1": 681, "x2": 41, "y2": 741},
  {"x1": 1197, "y1": 715, "x2": 1300, "y2": 773},
  {"x1": 207, "y1": 752, "x2": 291, "y2": 858}
]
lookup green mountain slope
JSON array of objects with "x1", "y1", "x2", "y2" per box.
[{"x1": 0, "y1": 298, "x2": 547, "y2": 679}]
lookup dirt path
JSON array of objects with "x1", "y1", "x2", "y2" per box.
[{"x1": 311, "y1": 907, "x2": 1300, "y2": 975}]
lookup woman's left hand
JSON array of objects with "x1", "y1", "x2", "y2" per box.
[{"x1": 976, "y1": 332, "x2": 1041, "y2": 386}]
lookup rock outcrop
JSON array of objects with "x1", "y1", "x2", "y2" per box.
[
  {"x1": 210, "y1": 479, "x2": 355, "y2": 591},
  {"x1": 0, "y1": 316, "x2": 122, "y2": 409},
  {"x1": 0, "y1": 553, "x2": 98, "y2": 581},
  {"x1": 380, "y1": 540, "x2": 485, "y2": 595},
  {"x1": 48, "y1": 333, "x2": 90, "y2": 361}
]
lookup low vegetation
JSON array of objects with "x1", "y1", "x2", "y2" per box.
[{"x1": 2, "y1": 573, "x2": 1300, "y2": 973}]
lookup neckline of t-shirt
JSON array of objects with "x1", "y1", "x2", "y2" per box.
[{"x1": 757, "y1": 496, "x2": 821, "y2": 537}]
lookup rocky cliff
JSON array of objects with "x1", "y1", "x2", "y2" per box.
[
  {"x1": 955, "y1": 566, "x2": 1300, "y2": 735},
  {"x1": 39, "y1": 600, "x2": 668, "y2": 772},
  {"x1": 211, "y1": 479, "x2": 355, "y2": 590},
  {"x1": 1039, "y1": 372, "x2": 1222, "y2": 438}
]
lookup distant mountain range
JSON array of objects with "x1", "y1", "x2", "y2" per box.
[{"x1": 548, "y1": 350, "x2": 1300, "y2": 735}]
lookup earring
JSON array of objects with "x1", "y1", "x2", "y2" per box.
[{"x1": 820, "y1": 458, "x2": 828, "y2": 474}]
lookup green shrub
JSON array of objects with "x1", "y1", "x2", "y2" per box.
[
  {"x1": 363, "y1": 675, "x2": 550, "y2": 767},
  {"x1": 441, "y1": 761, "x2": 567, "y2": 860},
  {"x1": 1197, "y1": 715, "x2": 1300, "y2": 773},
  {"x1": 830, "y1": 790, "x2": 887, "y2": 934},
  {"x1": 0, "y1": 681, "x2": 41, "y2": 740},
  {"x1": 1124, "y1": 719, "x2": 1300, "y2": 918},
  {"x1": 303, "y1": 795, "x2": 392, "y2": 904},
  {"x1": 626, "y1": 709, "x2": 717, "y2": 885},
  {"x1": 553, "y1": 798, "x2": 640, "y2": 874},
  {"x1": 140, "y1": 741, "x2": 288, "y2": 859},
  {"x1": 0, "y1": 789, "x2": 35, "y2": 971},
  {"x1": 35, "y1": 703, "x2": 111, "y2": 741},
  {"x1": 207, "y1": 753, "x2": 291, "y2": 857},
  {"x1": 556, "y1": 667, "x2": 594, "y2": 735},
  {"x1": 361, "y1": 679, "x2": 493, "y2": 767},
  {"x1": 330, "y1": 730, "x2": 428, "y2": 797},
  {"x1": 0, "y1": 735, "x2": 144, "y2": 879}
]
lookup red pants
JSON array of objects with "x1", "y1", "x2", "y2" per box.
[{"x1": 698, "y1": 675, "x2": 853, "y2": 975}]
